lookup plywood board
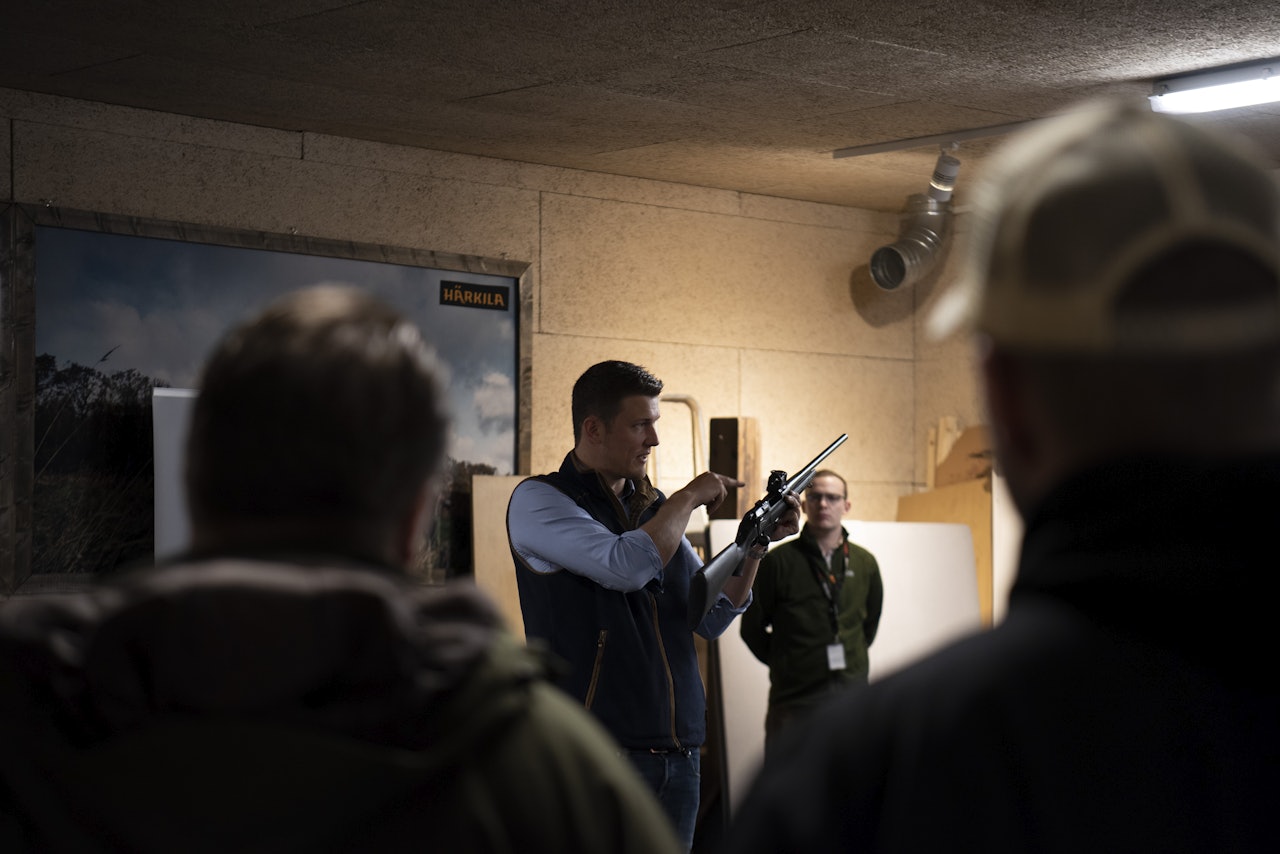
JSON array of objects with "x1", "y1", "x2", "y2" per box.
[{"x1": 471, "y1": 474, "x2": 526, "y2": 640}]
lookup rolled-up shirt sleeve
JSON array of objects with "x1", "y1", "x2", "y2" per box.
[{"x1": 508, "y1": 480, "x2": 664, "y2": 592}]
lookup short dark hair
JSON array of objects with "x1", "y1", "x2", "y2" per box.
[
  {"x1": 185, "y1": 286, "x2": 449, "y2": 537},
  {"x1": 808, "y1": 469, "x2": 847, "y2": 498},
  {"x1": 571, "y1": 361, "x2": 663, "y2": 442}
]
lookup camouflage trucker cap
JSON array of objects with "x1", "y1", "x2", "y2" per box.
[{"x1": 927, "y1": 100, "x2": 1280, "y2": 352}]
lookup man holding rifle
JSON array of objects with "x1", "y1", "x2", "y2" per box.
[{"x1": 506, "y1": 360, "x2": 799, "y2": 850}]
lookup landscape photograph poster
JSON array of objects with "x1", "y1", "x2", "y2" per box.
[{"x1": 33, "y1": 224, "x2": 518, "y2": 583}]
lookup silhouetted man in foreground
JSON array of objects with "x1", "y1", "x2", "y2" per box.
[
  {"x1": 1, "y1": 286, "x2": 679, "y2": 854},
  {"x1": 723, "y1": 101, "x2": 1280, "y2": 852}
]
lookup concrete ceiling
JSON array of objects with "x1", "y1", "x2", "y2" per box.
[{"x1": 3, "y1": 0, "x2": 1280, "y2": 212}]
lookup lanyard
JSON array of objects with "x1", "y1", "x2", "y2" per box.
[{"x1": 809, "y1": 540, "x2": 848, "y2": 639}]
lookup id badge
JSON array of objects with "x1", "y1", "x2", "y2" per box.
[{"x1": 826, "y1": 643, "x2": 846, "y2": 671}]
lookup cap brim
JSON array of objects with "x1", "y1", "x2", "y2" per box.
[{"x1": 925, "y1": 274, "x2": 979, "y2": 342}]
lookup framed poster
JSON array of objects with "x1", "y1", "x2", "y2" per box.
[{"x1": 0, "y1": 204, "x2": 530, "y2": 595}]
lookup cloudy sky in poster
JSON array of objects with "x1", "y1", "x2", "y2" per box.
[{"x1": 35, "y1": 226, "x2": 517, "y2": 474}]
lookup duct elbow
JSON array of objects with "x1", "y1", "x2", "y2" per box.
[{"x1": 870, "y1": 194, "x2": 954, "y2": 291}]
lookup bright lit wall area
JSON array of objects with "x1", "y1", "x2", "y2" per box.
[{"x1": 2, "y1": 86, "x2": 985, "y2": 522}]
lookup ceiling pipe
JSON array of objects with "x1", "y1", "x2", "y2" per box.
[{"x1": 869, "y1": 151, "x2": 960, "y2": 291}]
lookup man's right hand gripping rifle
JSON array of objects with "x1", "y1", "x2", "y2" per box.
[{"x1": 687, "y1": 434, "x2": 848, "y2": 629}]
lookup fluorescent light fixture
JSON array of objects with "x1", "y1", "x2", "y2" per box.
[{"x1": 1150, "y1": 60, "x2": 1280, "y2": 114}]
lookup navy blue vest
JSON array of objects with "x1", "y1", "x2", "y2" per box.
[{"x1": 510, "y1": 453, "x2": 706, "y2": 750}]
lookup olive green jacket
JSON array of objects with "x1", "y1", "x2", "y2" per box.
[{"x1": 740, "y1": 525, "x2": 883, "y2": 708}]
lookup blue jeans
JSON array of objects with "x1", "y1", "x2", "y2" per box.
[{"x1": 624, "y1": 747, "x2": 700, "y2": 851}]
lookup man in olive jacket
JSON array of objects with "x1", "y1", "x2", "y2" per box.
[{"x1": 740, "y1": 469, "x2": 883, "y2": 753}]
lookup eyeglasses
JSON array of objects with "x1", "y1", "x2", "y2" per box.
[{"x1": 806, "y1": 491, "x2": 846, "y2": 505}]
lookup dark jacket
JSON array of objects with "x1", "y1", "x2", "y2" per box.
[
  {"x1": 740, "y1": 524, "x2": 883, "y2": 707},
  {"x1": 724, "y1": 456, "x2": 1280, "y2": 853},
  {"x1": 511, "y1": 452, "x2": 707, "y2": 750},
  {"x1": 0, "y1": 556, "x2": 680, "y2": 854}
]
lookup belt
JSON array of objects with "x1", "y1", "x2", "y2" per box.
[{"x1": 630, "y1": 746, "x2": 697, "y2": 757}]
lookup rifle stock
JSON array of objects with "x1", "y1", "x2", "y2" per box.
[
  {"x1": 687, "y1": 541, "x2": 746, "y2": 630},
  {"x1": 686, "y1": 433, "x2": 848, "y2": 630}
]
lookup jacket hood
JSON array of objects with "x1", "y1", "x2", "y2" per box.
[{"x1": 2, "y1": 558, "x2": 539, "y2": 752}]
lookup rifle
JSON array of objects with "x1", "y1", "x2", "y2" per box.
[{"x1": 687, "y1": 433, "x2": 848, "y2": 629}]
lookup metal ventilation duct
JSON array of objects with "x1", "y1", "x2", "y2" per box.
[
  {"x1": 869, "y1": 152, "x2": 959, "y2": 291},
  {"x1": 869, "y1": 194, "x2": 954, "y2": 291}
]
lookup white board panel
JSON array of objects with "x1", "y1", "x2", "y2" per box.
[{"x1": 152, "y1": 388, "x2": 198, "y2": 560}]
